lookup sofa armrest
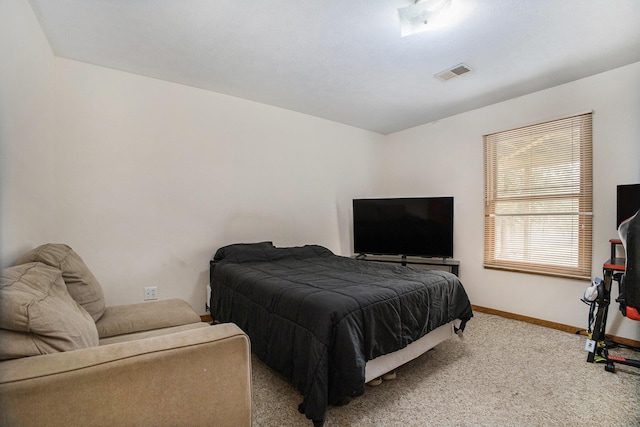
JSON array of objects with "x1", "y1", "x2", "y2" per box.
[
  {"x1": 0, "y1": 323, "x2": 251, "y2": 427},
  {"x1": 95, "y1": 299, "x2": 202, "y2": 338}
]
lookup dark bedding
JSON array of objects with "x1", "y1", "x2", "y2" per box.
[{"x1": 210, "y1": 243, "x2": 473, "y2": 424}]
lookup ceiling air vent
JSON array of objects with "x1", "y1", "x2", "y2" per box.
[{"x1": 435, "y1": 63, "x2": 472, "y2": 81}]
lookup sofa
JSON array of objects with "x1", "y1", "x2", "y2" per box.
[{"x1": 0, "y1": 244, "x2": 251, "y2": 427}]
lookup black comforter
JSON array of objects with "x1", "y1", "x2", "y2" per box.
[{"x1": 210, "y1": 243, "x2": 473, "y2": 424}]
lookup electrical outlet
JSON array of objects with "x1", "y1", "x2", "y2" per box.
[{"x1": 144, "y1": 286, "x2": 158, "y2": 301}]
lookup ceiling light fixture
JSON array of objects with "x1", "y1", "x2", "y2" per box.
[{"x1": 398, "y1": 0, "x2": 453, "y2": 37}]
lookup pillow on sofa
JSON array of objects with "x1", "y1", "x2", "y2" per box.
[
  {"x1": 0, "y1": 262, "x2": 99, "y2": 360},
  {"x1": 16, "y1": 243, "x2": 105, "y2": 321}
]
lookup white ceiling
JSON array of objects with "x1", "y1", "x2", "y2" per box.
[{"x1": 29, "y1": 0, "x2": 640, "y2": 134}]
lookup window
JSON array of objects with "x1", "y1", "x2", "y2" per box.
[{"x1": 483, "y1": 113, "x2": 593, "y2": 279}]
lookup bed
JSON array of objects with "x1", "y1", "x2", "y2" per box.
[{"x1": 209, "y1": 242, "x2": 473, "y2": 426}]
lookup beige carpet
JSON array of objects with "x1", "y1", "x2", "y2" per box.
[{"x1": 251, "y1": 312, "x2": 640, "y2": 426}]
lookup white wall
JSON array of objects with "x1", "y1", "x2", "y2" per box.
[
  {"x1": 51, "y1": 58, "x2": 382, "y2": 311},
  {"x1": 382, "y1": 62, "x2": 640, "y2": 340},
  {"x1": 0, "y1": 0, "x2": 57, "y2": 264}
]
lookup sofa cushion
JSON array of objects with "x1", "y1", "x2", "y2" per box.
[
  {"x1": 16, "y1": 243, "x2": 105, "y2": 321},
  {"x1": 95, "y1": 299, "x2": 201, "y2": 339},
  {"x1": 0, "y1": 263, "x2": 99, "y2": 360}
]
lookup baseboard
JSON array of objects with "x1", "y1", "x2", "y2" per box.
[
  {"x1": 472, "y1": 305, "x2": 640, "y2": 349},
  {"x1": 201, "y1": 307, "x2": 639, "y2": 348}
]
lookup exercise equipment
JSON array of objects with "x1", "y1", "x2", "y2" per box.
[{"x1": 584, "y1": 209, "x2": 640, "y2": 372}]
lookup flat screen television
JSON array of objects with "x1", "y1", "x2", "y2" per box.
[
  {"x1": 353, "y1": 197, "x2": 454, "y2": 258},
  {"x1": 617, "y1": 183, "x2": 640, "y2": 227}
]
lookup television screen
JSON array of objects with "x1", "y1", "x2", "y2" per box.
[
  {"x1": 353, "y1": 197, "x2": 453, "y2": 258},
  {"x1": 617, "y1": 184, "x2": 640, "y2": 227}
]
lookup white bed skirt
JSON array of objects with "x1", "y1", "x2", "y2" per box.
[{"x1": 364, "y1": 319, "x2": 462, "y2": 383}]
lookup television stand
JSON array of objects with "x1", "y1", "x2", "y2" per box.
[
  {"x1": 354, "y1": 254, "x2": 460, "y2": 276},
  {"x1": 399, "y1": 254, "x2": 450, "y2": 266}
]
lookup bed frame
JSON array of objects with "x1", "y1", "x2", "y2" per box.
[{"x1": 364, "y1": 320, "x2": 462, "y2": 382}]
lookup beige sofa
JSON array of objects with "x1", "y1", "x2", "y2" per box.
[{"x1": 0, "y1": 244, "x2": 251, "y2": 427}]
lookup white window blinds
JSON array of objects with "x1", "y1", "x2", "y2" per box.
[{"x1": 483, "y1": 113, "x2": 593, "y2": 279}]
